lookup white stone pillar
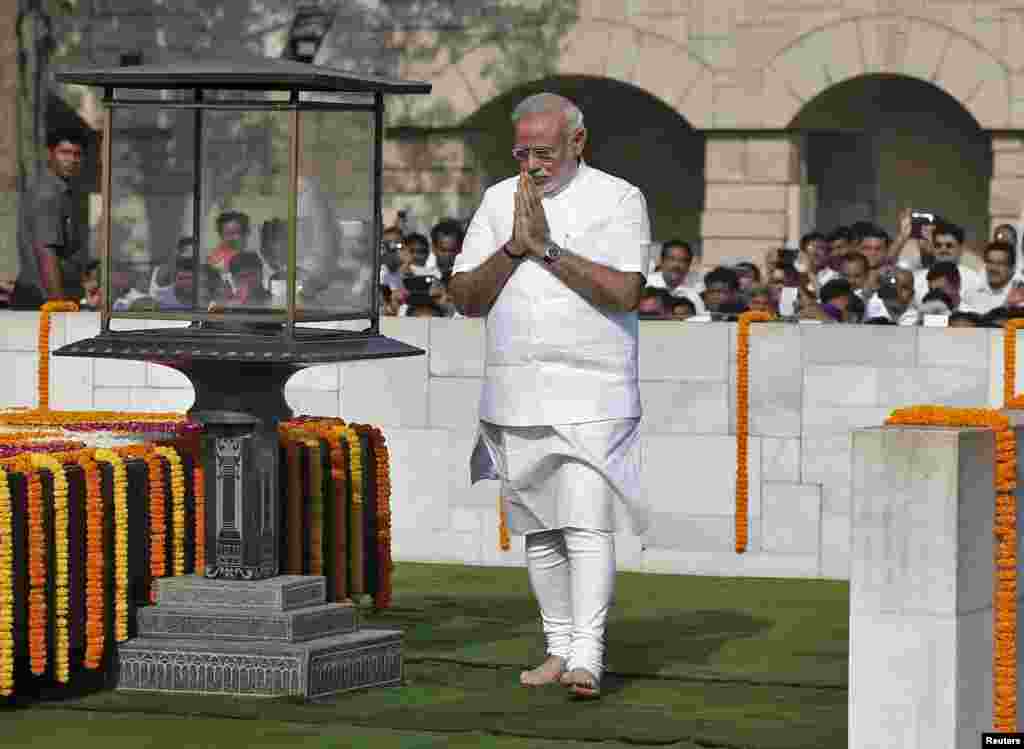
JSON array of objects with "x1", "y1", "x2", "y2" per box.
[{"x1": 851, "y1": 425, "x2": 1022, "y2": 747}]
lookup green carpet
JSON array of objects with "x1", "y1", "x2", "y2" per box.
[{"x1": 2, "y1": 562, "x2": 850, "y2": 748}]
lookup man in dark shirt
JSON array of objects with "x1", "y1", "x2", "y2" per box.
[{"x1": 14, "y1": 128, "x2": 88, "y2": 307}]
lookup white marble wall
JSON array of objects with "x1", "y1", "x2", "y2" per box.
[{"x1": 1, "y1": 312, "x2": 1015, "y2": 581}]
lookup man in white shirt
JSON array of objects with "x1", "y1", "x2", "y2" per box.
[
  {"x1": 965, "y1": 240, "x2": 1018, "y2": 315},
  {"x1": 864, "y1": 267, "x2": 919, "y2": 324},
  {"x1": 912, "y1": 221, "x2": 982, "y2": 304},
  {"x1": 448, "y1": 93, "x2": 647, "y2": 700},
  {"x1": 643, "y1": 239, "x2": 705, "y2": 313}
]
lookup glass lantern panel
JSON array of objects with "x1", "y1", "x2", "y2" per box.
[
  {"x1": 295, "y1": 107, "x2": 376, "y2": 325},
  {"x1": 299, "y1": 91, "x2": 375, "y2": 107},
  {"x1": 202, "y1": 89, "x2": 291, "y2": 104},
  {"x1": 113, "y1": 88, "x2": 194, "y2": 103},
  {"x1": 199, "y1": 107, "x2": 292, "y2": 317},
  {"x1": 108, "y1": 104, "x2": 197, "y2": 324}
]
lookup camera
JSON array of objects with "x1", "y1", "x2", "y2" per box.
[
  {"x1": 877, "y1": 271, "x2": 900, "y2": 301},
  {"x1": 910, "y1": 211, "x2": 935, "y2": 240},
  {"x1": 381, "y1": 239, "x2": 404, "y2": 253}
]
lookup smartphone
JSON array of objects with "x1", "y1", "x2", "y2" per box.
[{"x1": 910, "y1": 211, "x2": 935, "y2": 240}]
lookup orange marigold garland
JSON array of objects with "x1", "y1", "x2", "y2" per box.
[
  {"x1": 0, "y1": 467, "x2": 13, "y2": 695},
  {"x1": 305, "y1": 439, "x2": 325, "y2": 577},
  {"x1": 1005, "y1": 319, "x2": 1024, "y2": 408},
  {"x1": 155, "y1": 447, "x2": 186, "y2": 577},
  {"x1": 94, "y1": 450, "x2": 128, "y2": 642},
  {"x1": 885, "y1": 406, "x2": 1017, "y2": 731},
  {"x1": 735, "y1": 311, "x2": 773, "y2": 553},
  {"x1": 146, "y1": 451, "x2": 167, "y2": 602},
  {"x1": 193, "y1": 465, "x2": 205, "y2": 573},
  {"x1": 498, "y1": 496, "x2": 511, "y2": 552},
  {"x1": 29, "y1": 455, "x2": 70, "y2": 683},
  {"x1": 26, "y1": 464, "x2": 47, "y2": 675},
  {"x1": 76, "y1": 453, "x2": 104, "y2": 669},
  {"x1": 37, "y1": 301, "x2": 79, "y2": 411},
  {"x1": 369, "y1": 427, "x2": 393, "y2": 609}
]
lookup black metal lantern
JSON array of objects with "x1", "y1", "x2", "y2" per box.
[{"x1": 53, "y1": 57, "x2": 431, "y2": 580}]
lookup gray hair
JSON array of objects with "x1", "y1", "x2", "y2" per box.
[{"x1": 511, "y1": 93, "x2": 584, "y2": 133}]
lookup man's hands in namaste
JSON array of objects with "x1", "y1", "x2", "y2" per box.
[{"x1": 510, "y1": 167, "x2": 551, "y2": 259}]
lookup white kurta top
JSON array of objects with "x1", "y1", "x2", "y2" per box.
[
  {"x1": 453, "y1": 162, "x2": 651, "y2": 535},
  {"x1": 452, "y1": 162, "x2": 650, "y2": 426}
]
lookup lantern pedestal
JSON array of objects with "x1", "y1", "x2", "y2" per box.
[{"x1": 116, "y1": 575, "x2": 401, "y2": 698}]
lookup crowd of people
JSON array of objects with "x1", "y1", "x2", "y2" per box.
[
  {"x1": 4, "y1": 128, "x2": 1023, "y2": 329},
  {"x1": 635, "y1": 213, "x2": 1024, "y2": 327}
]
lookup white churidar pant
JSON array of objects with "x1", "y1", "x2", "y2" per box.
[{"x1": 470, "y1": 417, "x2": 644, "y2": 680}]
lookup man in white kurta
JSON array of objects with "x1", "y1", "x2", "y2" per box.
[{"x1": 449, "y1": 93, "x2": 649, "y2": 700}]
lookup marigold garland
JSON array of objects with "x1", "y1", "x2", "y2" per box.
[
  {"x1": 498, "y1": 496, "x2": 511, "y2": 552},
  {"x1": 0, "y1": 467, "x2": 13, "y2": 695},
  {"x1": 37, "y1": 301, "x2": 79, "y2": 412},
  {"x1": 29, "y1": 455, "x2": 70, "y2": 682},
  {"x1": 193, "y1": 465, "x2": 205, "y2": 573},
  {"x1": 76, "y1": 453, "x2": 104, "y2": 669},
  {"x1": 735, "y1": 311, "x2": 774, "y2": 553},
  {"x1": 26, "y1": 464, "x2": 47, "y2": 676},
  {"x1": 368, "y1": 426, "x2": 393, "y2": 609},
  {"x1": 305, "y1": 439, "x2": 324, "y2": 577},
  {"x1": 155, "y1": 447, "x2": 186, "y2": 577},
  {"x1": 343, "y1": 426, "x2": 364, "y2": 596},
  {"x1": 1005, "y1": 320, "x2": 1024, "y2": 409},
  {"x1": 146, "y1": 452, "x2": 167, "y2": 603},
  {"x1": 94, "y1": 449, "x2": 129, "y2": 642},
  {"x1": 885, "y1": 406, "x2": 1017, "y2": 732}
]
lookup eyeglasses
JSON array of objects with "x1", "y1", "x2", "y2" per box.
[
  {"x1": 934, "y1": 242, "x2": 958, "y2": 249},
  {"x1": 511, "y1": 145, "x2": 560, "y2": 163}
]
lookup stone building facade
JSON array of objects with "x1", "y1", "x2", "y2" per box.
[{"x1": 3, "y1": 0, "x2": 1024, "y2": 274}]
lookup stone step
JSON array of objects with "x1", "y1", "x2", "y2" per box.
[
  {"x1": 155, "y1": 574, "x2": 326, "y2": 611},
  {"x1": 137, "y1": 602, "x2": 359, "y2": 643},
  {"x1": 115, "y1": 628, "x2": 403, "y2": 698}
]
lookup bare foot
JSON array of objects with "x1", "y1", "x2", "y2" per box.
[
  {"x1": 520, "y1": 655, "x2": 566, "y2": 687},
  {"x1": 563, "y1": 667, "x2": 601, "y2": 699}
]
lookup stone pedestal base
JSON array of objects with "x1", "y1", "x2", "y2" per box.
[
  {"x1": 851, "y1": 426, "x2": 1024, "y2": 748},
  {"x1": 115, "y1": 575, "x2": 402, "y2": 698}
]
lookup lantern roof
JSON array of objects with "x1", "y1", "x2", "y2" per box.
[{"x1": 54, "y1": 55, "x2": 431, "y2": 94}]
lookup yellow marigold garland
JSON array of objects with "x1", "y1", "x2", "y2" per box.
[
  {"x1": 29, "y1": 454, "x2": 70, "y2": 683},
  {"x1": 0, "y1": 467, "x2": 13, "y2": 695},
  {"x1": 146, "y1": 451, "x2": 166, "y2": 602},
  {"x1": 76, "y1": 452, "x2": 104, "y2": 669},
  {"x1": 735, "y1": 311, "x2": 774, "y2": 553},
  {"x1": 193, "y1": 465, "x2": 205, "y2": 573},
  {"x1": 342, "y1": 426, "x2": 364, "y2": 596},
  {"x1": 155, "y1": 447, "x2": 186, "y2": 577},
  {"x1": 94, "y1": 450, "x2": 129, "y2": 642},
  {"x1": 885, "y1": 406, "x2": 1017, "y2": 731},
  {"x1": 26, "y1": 464, "x2": 47, "y2": 675},
  {"x1": 37, "y1": 301, "x2": 79, "y2": 411}
]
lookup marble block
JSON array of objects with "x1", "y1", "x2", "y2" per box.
[{"x1": 850, "y1": 426, "x2": 1022, "y2": 748}]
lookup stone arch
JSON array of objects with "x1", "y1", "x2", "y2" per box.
[
  {"x1": 394, "y1": 18, "x2": 714, "y2": 130},
  {"x1": 760, "y1": 14, "x2": 1011, "y2": 130}
]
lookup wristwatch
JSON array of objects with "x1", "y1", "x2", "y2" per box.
[{"x1": 542, "y1": 240, "x2": 562, "y2": 264}]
